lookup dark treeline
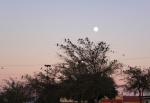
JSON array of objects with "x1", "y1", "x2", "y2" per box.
[{"x1": 0, "y1": 37, "x2": 150, "y2": 103}]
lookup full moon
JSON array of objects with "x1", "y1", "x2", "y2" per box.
[{"x1": 93, "y1": 26, "x2": 99, "y2": 32}]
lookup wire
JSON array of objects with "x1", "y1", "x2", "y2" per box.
[
  {"x1": 1, "y1": 56, "x2": 150, "y2": 68},
  {"x1": 0, "y1": 64, "x2": 43, "y2": 68},
  {"x1": 121, "y1": 57, "x2": 150, "y2": 61}
]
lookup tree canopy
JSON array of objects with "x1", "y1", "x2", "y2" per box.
[
  {"x1": 57, "y1": 37, "x2": 121, "y2": 77},
  {"x1": 0, "y1": 37, "x2": 123, "y2": 103},
  {"x1": 57, "y1": 37, "x2": 121, "y2": 103},
  {"x1": 25, "y1": 65, "x2": 62, "y2": 103},
  {"x1": 124, "y1": 66, "x2": 150, "y2": 103},
  {"x1": 0, "y1": 78, "x2": 31, "y2": 103}
]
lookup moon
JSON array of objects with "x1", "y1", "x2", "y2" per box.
[{"x1": 93, "y1": 26, "x2": 99, "y2": 32}]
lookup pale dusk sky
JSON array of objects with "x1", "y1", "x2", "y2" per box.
[{"x1": 0, "y1": 0, "x2": 150, "y2": 80}]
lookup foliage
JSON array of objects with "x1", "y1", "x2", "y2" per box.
[
  {"x1": 61, "y1": 73, "x2": 118, "y2": 102},
  {"x1": 0, "y1": 37, "x2": 122, "y2": 103},
  {"x1": 0, "y1": 78, "x2": 31, "y2": 103},
  {"x1": 124, "y1": 66, "x2": 150, "y2": 103},
  {"x1": 57, "y1": 37, "x2": 121, "y2": 103},
  {"x1": 25, "y1": 65, "x2": 62, "y2": 103},
  {"x1": 57, "y1": 38, "x2": 121, "y2": 77}
]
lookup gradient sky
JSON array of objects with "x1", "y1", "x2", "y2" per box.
[{"x1": 0, "y1": 0, "x2": 150, "y2": 80}]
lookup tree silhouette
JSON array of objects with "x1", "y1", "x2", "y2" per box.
[
  {"x1": 57, "y1": 37, "x2": 121, "y2": 103},
  {"x1": 0, "y1": 37, "x2": 122, "y2": 103},
  {"x1": 0, "y1": 78, "x2": 31, "y2": 103},
  {"x1": 25, "y1": 65, "x2": 62, "y2": 103},
  {"x1": 61, "y1": 73, "x2": 118, "y2": 103},
  {"x1": 124, "y1": 67, "x2": 150, "y2": 103}
]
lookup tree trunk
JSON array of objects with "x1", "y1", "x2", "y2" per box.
[{"x1": 139, "y1": 90, "x2": 142, "y2": 103}]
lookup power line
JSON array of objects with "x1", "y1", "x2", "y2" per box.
[
  {"x1": 120, "y1": 57, "x2": 150, "y2": 61},
  {"x1": 0, "y1": 64, "x2": 43, "y2": 67},
  {"x1": 1, "y1": 56, "x2": 150, "y2": 68}
]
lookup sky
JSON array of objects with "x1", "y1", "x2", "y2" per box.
[{"x1": 0, "y1": 0, "x2": 150, "y2": 80}]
